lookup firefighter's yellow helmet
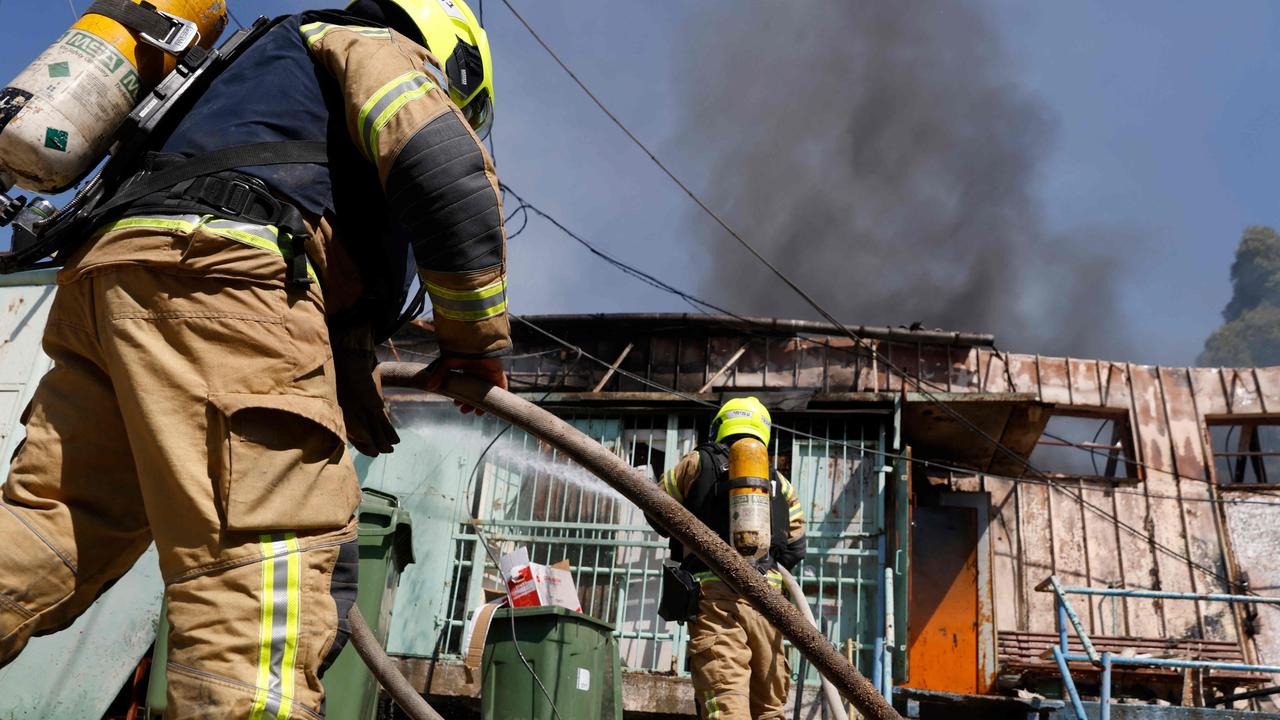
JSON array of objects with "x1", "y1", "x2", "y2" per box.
[
  {"x1": 712, "y1": 397, "x2": 772, "y2": 447},
  {"x1": 375, "y1": 0, "x2": 494, "y2": 137}
]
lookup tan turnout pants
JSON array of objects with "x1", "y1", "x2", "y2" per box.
[
  {"x1": 688, "y1": 580, "x2": 791, "y2": 719},
  {"x1": 0, "y1": 223, "x2": 362, "y2": 719}
]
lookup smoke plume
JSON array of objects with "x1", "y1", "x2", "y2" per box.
[
  {"x1": 1199, "y1": 226, "x2": 1280, "y2": 367},
  {"x1": 675, "y1": 2, "x2": 1131, "y2": 359}
]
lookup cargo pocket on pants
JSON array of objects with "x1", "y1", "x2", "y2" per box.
[{"x1": 209, "y1": 393, "x2": 359, "y2": 532}]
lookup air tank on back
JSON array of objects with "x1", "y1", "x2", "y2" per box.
[
  {"x1": 0, "y1": 0, "x2": 226, "y2": 195},
  {"x1": 727, "y1": 437, "x2": 772, "y2": 560}
]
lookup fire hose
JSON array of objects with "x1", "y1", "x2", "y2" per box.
[
  {"x1": 375, "y1": 363, "x2": 903, "y2": 720},
  {"x1": 778, "y1": 566, "x2": 849, "y2": 720}
]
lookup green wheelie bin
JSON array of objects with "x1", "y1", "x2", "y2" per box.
[
  {"x1": 320, "y1": 488, "x2": 414, "y2": 720},
  {"x1": 481, "y1": 606, "x2": 623, "y2": 720},
  {"x1": 146, "y1": 488, "x2": 413, "y2": 719}
]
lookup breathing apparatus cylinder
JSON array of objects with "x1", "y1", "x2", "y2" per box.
[
  {"x1": 0, "y1": 0, "x2": 227, "y2": 194},
  {"x1": 727, "y1": 437, "x2": 772, "y2": 560}
]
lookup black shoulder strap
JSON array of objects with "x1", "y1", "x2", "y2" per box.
[
  {"x1": 95, "y1": 141, "x2": 330, "y2": 218},
  {"x1": 684, "y1": 444, "x2": 727, "y2": 516},
  {"x1": 87, "y1": 0, "x2": 188, "y2": 47}
]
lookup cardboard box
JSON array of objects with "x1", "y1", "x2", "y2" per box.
[
  {"x1": 463, "y1": 548, "x2": 584, "y2": 666},
  {"x1": 499, "y1": 549, "x2": 582, "y2": 613}
]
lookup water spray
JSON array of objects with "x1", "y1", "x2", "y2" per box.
[{"x1": 378, "y1": 362, "x2": 903, "y2": 720}]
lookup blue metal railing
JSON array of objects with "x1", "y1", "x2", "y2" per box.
[{"x1": 1039, "y1": 575, "x2": 1280, "y2": 720}]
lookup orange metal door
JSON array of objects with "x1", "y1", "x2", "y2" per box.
[{"x1": 906, "y1": 506, "x2": 980, "y2": 693}]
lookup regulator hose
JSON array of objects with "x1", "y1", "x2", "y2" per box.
[
  {"x1": 778, "y1": 566, "x2": 850, "y2": 720},
  {"x1": 347, "y1": 605, "x2": 446, "y2": 720},
  {"x1": 378, "y1": 362, "x2": 903, "y2": 720}
]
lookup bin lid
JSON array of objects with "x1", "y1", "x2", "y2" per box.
[
  {"x1": 357, "y1": 488, "x2": 414, "y2": 565},
  {"x1": 493, "y1": 605, "x2": 616, "y2": 633}
]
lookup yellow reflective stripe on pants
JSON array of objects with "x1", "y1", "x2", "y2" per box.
[
  {"x1": 251, "y1": 534, "x2": 302, "y2": 720},
  {"x1": 702, "y1": 691, "x2": 721, "y2": 719},
  {"x1": 300, "y1": 22, "x2": 390, "y2": 48},
  {"x1": 426, "y1": 276, "x2": 507, "y2": 322},
  {"x1": 693, "y1": 570, "x2": 785, "y2": 589},
  {"x1": 94, "y1": 214, "x2": 318, "y2": 285},
  {"x1": 357, "y1": 71, "x2": 435, "y2": 160}
]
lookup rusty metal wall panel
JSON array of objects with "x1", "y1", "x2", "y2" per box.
[
  {"x1": 981, "y1": 351, "x2": 1014, "y2": 394},
  {"x1": 1224, "y1": 502, "x2": 1280, "y2": 684},
  {"x1": 1222, "y1": 368, "x2": 1264, "y2": 414},
  {"x1": 1158, "y1": 367, "x2": 1235, "y2": 640},
  {"x1": 1189, "y1": 367, "x2": 1232, "y2": 417},
  {"x1": 987, "y1": 477, "x2": 1026, "y2": 630},
  {"x1": 1037, "y1": 356, "x2": 1074, "y2": 405},
  {"x1": 1019, "y1": 484, "x2": 1059, "y2": 632},
  {"x1": 1068, "y1": 358, "x2": 1104, "y2": 407},
  {"x1": 1099, "y1": 361, "x2": 1131, "y2": 409},
  {"x1": 1007, "y1": 354, "x2": 1041, "y2": 397},
  {"x1": 1253, "y1": 367, "x2": 1280, "y2": 411},
  {"x1": 1048, "y1": 481, "x2": 1093, "y2": 624},
  {"x1": 1130, "y1": 365, "x2": 1199, "y2": 636},
  {"x1": 794, "y1": 338, "x2": 827, "y2": 390},
  {"x1": 1079, "y1": 484, "x2": 1127, "y2": 636}
]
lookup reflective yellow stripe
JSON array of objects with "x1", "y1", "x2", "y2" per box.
[
  {"x1": 357, "y1": 71, "x2": 435, "y2": 160},
  {"x1": 661, "y1": 468, "x2": 684, "y2": 503},
  {"x1": 94, "y1": 214, "x2": 318, "y2": 285},
  {"x1": 301, "y1": 22, "x2": 390, "y2": 48},
  {"x1": 693, "y1": 570, "x2": 784, "y2": 588},
  {"x1": 277, "y1": 535, "x2": 302, "y2": 719},
  {"x1": 428, "y1": 276, "x2": 507, "y2": 322},
  {"x1": 94, "y1": 214, "x2": 202, "y2": 238},
  {"x1": 250, "y1": 534, "x2": 302, "y2": 720},
  {"x1": 703, "y1": 691, "x2": 721, "y2": 719},
  {"x1": 425, "y1": 277, "x2": 506, "y2": 302},
  {"x1": 249, "y1": 539, "x2": 277, "y2": 720}
]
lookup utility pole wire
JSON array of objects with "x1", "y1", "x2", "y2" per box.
[
  {"x1": 67, "y1": 0, "x2": 78, "y2": 19},
  {"x1": 497, "y1": 0, "x2": 1247, "y2": 592}
]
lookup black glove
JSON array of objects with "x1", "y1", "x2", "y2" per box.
[{"x1": 332, "y1": 323, "x2": 400, "y2": 457}]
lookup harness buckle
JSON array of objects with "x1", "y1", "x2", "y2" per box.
[
  {"x1": 216, "y1": 180, "x2": 255, "y2": 219},
  {"x1": 138, "y1": 10, "x2": 200, "y2": 55}
]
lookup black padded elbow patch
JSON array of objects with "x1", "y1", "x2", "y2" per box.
[{"x1": 386, "y1": 113, "x2": 503, "y2": 272}]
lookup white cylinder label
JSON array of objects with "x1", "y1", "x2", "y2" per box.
[
  {"x1": 730, "y1": 492, "x2": 772, "y2": 559},
  {"x1": 0, "y1": 29, "x2": 139, "y2": 192}
]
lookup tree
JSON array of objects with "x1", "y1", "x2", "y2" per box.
[{"x1": 1200, "y1": 226, "x2": 1280, "y2": 367}]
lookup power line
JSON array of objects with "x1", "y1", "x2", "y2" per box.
[
  {"x1": 496, "y1": 0, "x2": 1249, "y2": 592},
  {"x1": 501, "y1": 186, "x2": 1254, "y2": 496},
  {"x1": 510, "y1": 316, "x2": 1248, "y2": 589}
]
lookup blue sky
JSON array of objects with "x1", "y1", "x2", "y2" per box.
[{"x1": 0, "y1": 1, "x2": 1275, "y2": 367}]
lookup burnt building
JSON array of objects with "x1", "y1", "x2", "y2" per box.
[{"x1": 375, "y1": 313, "x2": 1280, "y2": 718}]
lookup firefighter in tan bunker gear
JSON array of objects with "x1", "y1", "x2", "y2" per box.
[
  {"x1": 659, "y1": 397, "x2": 808, "y2": 719},
  {"x1": 0, "y1": 0, "x2": 505, "y2": 717}
]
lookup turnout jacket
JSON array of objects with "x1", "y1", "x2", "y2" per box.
[
  {"x1": 92, "y1": 11, "x2": 510, "y2": 357},
  {"x1": 656, "y1": 444, "x2": 807, "y2": 587}
]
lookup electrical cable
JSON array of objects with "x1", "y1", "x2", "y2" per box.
[
  {"x1": 461, "y1": 427, "x2": 565, "y2": 720},
  {"x1": 506, "y1": 313, "x2": 1280, "y2": 516},
  {"x1": 510, "y1": 316, "x2": 1263, "y2": 589},
  {"x1": 490, "y1": 1, "x2": 1268, "y2": 581},
  {"x1": 447, "y1": 354, "x2": 585, "y2": 720},
  {"x1": 227, "y1": 6, "x2": 245, "y2": 31},
  {"x1": 498, "y1": 188, "x2": 1280, "y2": 510}
]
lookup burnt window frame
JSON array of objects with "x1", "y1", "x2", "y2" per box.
[
  {"x1": 1205, "y1": 418, "x2": 1280, "y2": 488},
  {"x1": 1028, "y1": 408, "x2": 1142, "y2": 483}
]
